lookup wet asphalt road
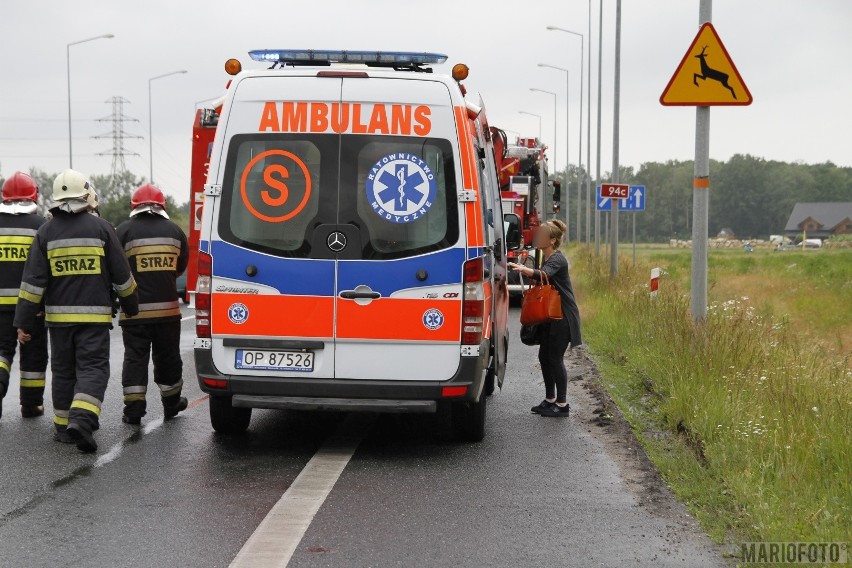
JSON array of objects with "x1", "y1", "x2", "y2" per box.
[{"x1": 0, "y1": 307, "x2": 727, "y2": 567}]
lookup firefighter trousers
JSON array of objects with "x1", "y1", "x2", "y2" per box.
[
  {"x1": 121, "y1": 321, "x2": 183, "y2": 419},
  {"x1": 49, "y1": 325, "x2": 110, "y2": 434},
  {"x1": 0, "y1": 311, "x2": 48, "y2": 407}
]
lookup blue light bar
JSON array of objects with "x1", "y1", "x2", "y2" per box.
[{"x1": 248, "y1": 49, "x2": 448, "y2": 66}]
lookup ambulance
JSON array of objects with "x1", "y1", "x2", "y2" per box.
[{"x1": 193, "y1": 50, "x2": 522, "y2": 442}]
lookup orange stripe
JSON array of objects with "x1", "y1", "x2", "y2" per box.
[
  {"x1": 694, "y1": 177, "x2": 710, "y2": 188},
  {"x1": 466, "y1": 118, "x2": 485, "y2": 247},
  {"x1": 455, "y1": 106, "x2": 484, "y2": 247},
  {"x1": 337, "y1": 298, "x2": 461, "y2": 342},
  {"x1": 212, "y1": 293, "x2": 334, "y2": 338},
  {"x1": 454, "y1": 106, "x2": 475, "y2": 189}
]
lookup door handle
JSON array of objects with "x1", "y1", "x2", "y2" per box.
[{"x1": 340, "y1": 291, "x2": 381, "y2": 300}]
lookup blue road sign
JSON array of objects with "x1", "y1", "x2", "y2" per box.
[{"x1": 596, "y1": 185, "x2": 646, "y2": 211}]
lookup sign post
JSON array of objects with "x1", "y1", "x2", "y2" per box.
[{"x1": 660, "y1": 0, "x2": 751, "y2": 321}]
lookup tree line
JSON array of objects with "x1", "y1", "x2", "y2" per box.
[{"x1": 555, "y1": 154, "x2": 852, "y2": 242}]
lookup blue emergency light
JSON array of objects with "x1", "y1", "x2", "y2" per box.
[{"x1": 248, "y1": 49, "x2": 448, "y2": 67}]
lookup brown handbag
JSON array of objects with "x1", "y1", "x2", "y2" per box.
[{"x1": 520, "y1": 271, "x2": 563, "y2": 325}]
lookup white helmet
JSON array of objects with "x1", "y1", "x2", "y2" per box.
[{"x1": 53, "y1": 169, "x2": 92, "y2": 201}]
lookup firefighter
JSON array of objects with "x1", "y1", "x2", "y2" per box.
[
  {"x1": 15, "y1": 170, "x2": 139, "y2": 453},
  {"x1": 0, "y1": 172, "x2": 48, "y2": 419},
  {"x1": 115, "y1": 184, "x2": 188, "y2": 425}
]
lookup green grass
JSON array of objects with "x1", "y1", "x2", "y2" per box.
[{"x1": 569, "y1": 245, "x2": 852, "y2": 554}]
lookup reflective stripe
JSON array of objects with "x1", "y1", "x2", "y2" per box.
[
  {"x1": 120, "y1": 308, "x2": 181, "y2": 321},
  {"x1": 0, "y1": 228, "x2": 37, "y2": 237},
  {"x1": 0, "y1": 359, "x2": 9, "y2": 373},
  {"x1": 157, "y1": 379, "x2": 183, "y2": 392},
  {"x1": 123, "y1": 386, "x2": 147, "y2": 394},
  {"x1": 124, "y1": 393, "x2": 146, "y2": 402},
  {"x1": 46, "y1": 246, "x2": 105, "y2": 259},
  {"x1": 0, "y1": 288, "x2": 20, "y2": 296},
  {"x1": 71, "y1": 394, "x2": 101, "y2": 416},
  {"x1": 125, "y1": 244, "x2": 181, "y2": 257},
  {"x1": 46, "y1": 313, "x2": 112, "y2": 324},
  {"x1": 140, "y1": 301, "x2": 180, "y2": 311},
  {"x1": 115, "y1": 276, "x2": 137, "y2": 297},
  {"x1": 54, "y1": 409, "x2": 69, "y2": 426},
  {"x1": 46, "y1": 305, "x2": 112, "y2": 314},
  {"x1": 0, "y1": 296, "x2": 17, "y2": 305},
  {"x1": 20, "y1": 379, "x2": 45, "y2": 388},
  {"x1": 74, "y1": 393, "x2": 102, "y2": 407},
  {"x1": 20, "y1": 282, "x2": 45, "y2": 296},
  {"x1": 20, "y1": 371, "x2": 44, "y2": 378},
  {"x1": 19, "y1": 289, "x2": 43, "y2": 304},
  {"x1": 0, "y1": 235, "x2": 35, "y2": 244},
  {"x1": 124, "y1": 237, "x2": 181, "y2": 250},
  {"x1": 46, "y1": 238, "x2": 105, "y2": 250}
]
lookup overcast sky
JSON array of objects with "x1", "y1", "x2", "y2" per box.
[{"x1": 2, "y1": 0, "x2": 850, "y2": 202}]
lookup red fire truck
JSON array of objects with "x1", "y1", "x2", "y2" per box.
[
  {"x1": 185, "y1": 104, "x2": 221, "y2": 305},
  {"x1": 489, "y1": 129, "x2": 553, "y2": 299}
]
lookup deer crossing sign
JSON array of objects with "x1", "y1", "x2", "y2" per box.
[{"x1": 660, "y1": 22, "x2": 752, "y2": 106}]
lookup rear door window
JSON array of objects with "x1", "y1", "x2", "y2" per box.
[
  {"x1": 339, "y1": 135, "x2": 459, "y2": 260},
  {"x1": 218, "y1": 134, "x2": 337, "y2": 258}
]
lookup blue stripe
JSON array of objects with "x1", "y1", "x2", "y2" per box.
[
  {"x1": 211, "y1": 241, "x2": 335, "y2": 296},
  {"x1": 467, "y1": 247, "x2": 484, "y2": 258},
  {"x1": 200, "y1": 240, "x2": 209, "y2": 254},
  {"x1": 337, "y1": 248, "x2": 464, "y2": 297}
]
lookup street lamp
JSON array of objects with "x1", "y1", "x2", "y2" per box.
[
  {"x1": 529, "y1": 88, "x2": 558, "y2": 175},
  {"x1": 538, "y1": 64, "x2": 570, "y2": 225},
  {"x1": 547, "y1": 25, "x2": 586, "y2": 243},
  {"x1": 148, "y1": 70, "x2": 187, "y2": 183},
  {"x1": 67, "y1": 33, "x2": 114, "y2": 168},
  {"x1": 518, "y1": 111, "x2": 542, "y2": 140}
]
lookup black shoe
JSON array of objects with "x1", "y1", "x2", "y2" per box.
[
  {"x1": 164, "y1": 397, "x2": 188, "y2": 420},
  {"x1": 540, "y1": 403, "x2": 570, "y2": 417},
  {"x1": 53, "y1": 429, "x2": 75, "y2": 444},
  {"x1": 21, "y1": 405, "x2": 44, "y2": 418},
  {"x1": 531, "y1": 400, "x2": 556, "y2": 414},
  {"x1": 66, "y1": 423, "x2": 98, "y2": 453},
  {"x1": 122, "y1": 414, "x2": 141, "y2": 425}
]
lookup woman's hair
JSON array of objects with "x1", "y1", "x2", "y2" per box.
[{"x1": 545, "y1": 219, "x2": 567, "y2": 247}]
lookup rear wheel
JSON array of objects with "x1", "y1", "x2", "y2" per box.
[
  {"x1": 209, "y1": 396, "x2": 252, "y2": 434},
  {"x1": 451, "y1": 394, "x2": 487, "y2": 442}
]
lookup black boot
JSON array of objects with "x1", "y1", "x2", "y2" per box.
[
  {"x1": 21, "y1": 405, "x2": 44, "y2": 418},
  {"x1": 66, "y1": 423, "x2": 98, "y2": 453},
  {"x1": 164, "y1": 397, "x2": 188, "y2": 420}
]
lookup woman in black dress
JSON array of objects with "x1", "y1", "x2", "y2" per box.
[{"x1": 508, "y1": 220, "x2": 582, "y2": 417}]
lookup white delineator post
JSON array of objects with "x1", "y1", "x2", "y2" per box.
[{"x1": 650, "y1": 267, "x2": 660, "y2": 298}]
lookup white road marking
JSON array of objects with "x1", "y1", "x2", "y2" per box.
[
  {"x1": 229, "y1": 414, "x2": 374, "y2": 568},
  {"x1": 94, "y1": 418, "x2": 164, "y2": 468},
  {"x1": 181, "y1": 315, "x2": 195, "y2": 321}
]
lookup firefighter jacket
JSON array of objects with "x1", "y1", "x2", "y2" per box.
[
  {"x1": 0, "y1": 211, "x2": 46, "y2": 311},
  {"x1": 115, "y1": 213, "x2": 188, "y2": 325},
  {"x1": 13, "y1": 209, "x2": 139, "y2": 330}
]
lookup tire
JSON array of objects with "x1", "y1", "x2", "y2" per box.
[
  {"x1": 451, "y1": 394, "x2": 487, "y2": 443},
  {"x1": 209, "y1": 396, "x2": 251, "y2": 434}
]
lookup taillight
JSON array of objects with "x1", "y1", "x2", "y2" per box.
[
  {"x1": 196, "y1": 251, "x2": 212, "y2": 338},
  {"x1": 462, "y1": 257, "x2": 485, "y2": 345}
]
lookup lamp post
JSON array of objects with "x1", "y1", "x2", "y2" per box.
[
  {"x1": 67, "y1": 34, "x2": 114, "y2": 168},
  {"x1": 537, "y1": 65, "x2": 570, "y2": 227},
  {"x1": 518, "y1": 111, "x2": 542, "y2": 139},
  {"x1": 148, "y1": 70, "x2": 187, "y2": 183},
  {"x1": 530, "y1": 87, "x2": 558, "y2": 225},
  {"x1": 546, "y1": 25, "x2": 585, "y2": 243}
]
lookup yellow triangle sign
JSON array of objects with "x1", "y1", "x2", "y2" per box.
[{"x1": 660, "y1": 23, "x2": 752, "y2": 106}]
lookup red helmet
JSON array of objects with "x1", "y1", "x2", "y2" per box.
[
  {"x1": 131, "y1": 183, "x2": 166, "y2": 209},
  {"x1": 1, "y1": 172, "x2": 39, "y2": 202}
]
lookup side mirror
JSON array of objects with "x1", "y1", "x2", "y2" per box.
[{"x1": 503, "y1": 213, "x2": 522, "y2": 251}]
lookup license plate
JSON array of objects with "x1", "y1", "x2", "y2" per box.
[{"x1": 235, "y1": 349, "x2": 314, "y2": 372}]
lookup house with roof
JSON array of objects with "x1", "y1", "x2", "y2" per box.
[{"x1": 784, "y1": 202, "x2": 852, "y2": 240}]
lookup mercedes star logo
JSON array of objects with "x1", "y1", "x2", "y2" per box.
[{"x1": 327, "y1": 231, "x2": 347, "y2": 252}]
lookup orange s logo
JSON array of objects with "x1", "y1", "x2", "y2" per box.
[{"x1": 262, "y1": 164, "x2": 289, "y2": 207}]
